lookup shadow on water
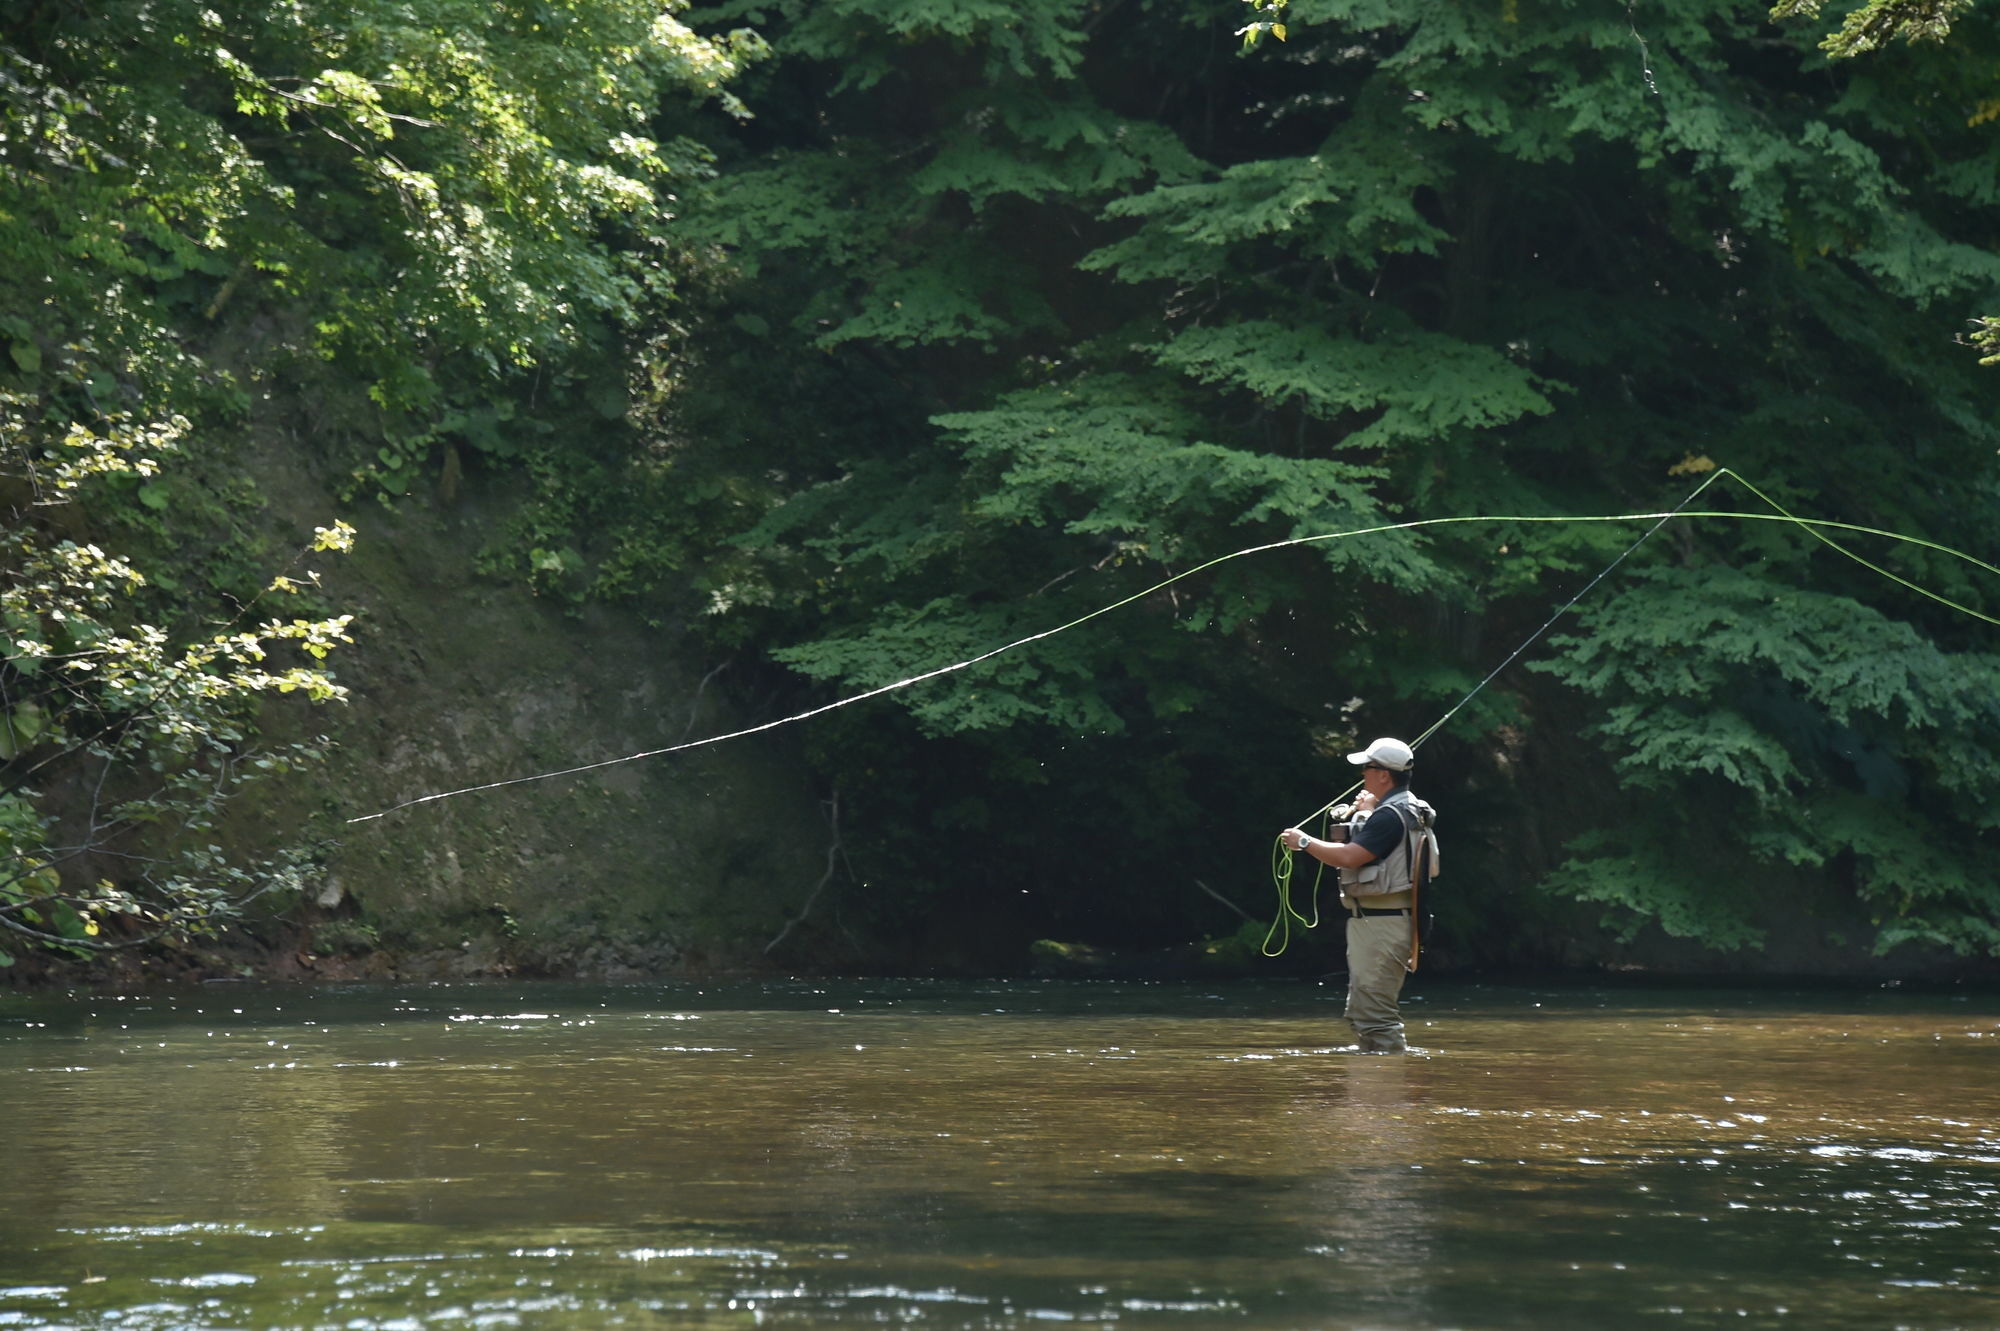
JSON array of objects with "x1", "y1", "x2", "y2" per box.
[{"x1": 1, "y1": 978, "x2": 1995, "y2": 1329}]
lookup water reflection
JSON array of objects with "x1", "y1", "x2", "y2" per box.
[
  {"x1": 0, "y1": 980, "x2": 1994, "y2": 1329},
  {"x1": 1287, "y1": 1057, "x2": 1436, "y2": 1323}
]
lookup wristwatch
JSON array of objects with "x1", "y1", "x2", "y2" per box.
[{"x1": 1295, "y1": 835, "x2": 1310, "y2": 851}]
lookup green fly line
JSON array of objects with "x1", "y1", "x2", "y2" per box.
[
  {"x1": 1262, "y1": 464, "x2": 1719, "y2": 956},
  {"x1": 347, "y1": 467, "x2": 1999, "y2": 831},
  {"x1": 1259, "y1": 466, "x2": 2000, "y2": 955}
]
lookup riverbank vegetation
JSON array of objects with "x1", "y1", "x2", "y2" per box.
[{"x1": 2, "y1": 0, "x2": 1996, "y2": 980}]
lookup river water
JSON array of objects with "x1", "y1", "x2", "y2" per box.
[{"x1": 1, "y1": 978, "x2": 1994, "y2": 1330}]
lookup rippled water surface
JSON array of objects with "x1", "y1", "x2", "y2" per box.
[{"x1": 2, "y1": 979, "x2": 1995, "y2": 1329}]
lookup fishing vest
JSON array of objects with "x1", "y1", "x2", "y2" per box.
[{"x1": 1338, "y1": 790, "x2": 1439, "y2": 898}]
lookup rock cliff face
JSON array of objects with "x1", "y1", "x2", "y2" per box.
[{"x1": 234, "y1": 447, "x2": 826, "y2": 981}]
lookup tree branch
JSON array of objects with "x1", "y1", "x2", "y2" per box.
[{"x1": 764, "y1": 786, "x2": 846, "y2": 955}]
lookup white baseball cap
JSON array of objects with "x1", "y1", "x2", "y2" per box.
[{"x1": 1347, "y1": 737, "x2": 1414, "y2": 771}]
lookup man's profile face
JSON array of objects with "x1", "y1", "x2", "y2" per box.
[{"x1": 1360, "y1": 764, "x2": 1396, "y2": 796}]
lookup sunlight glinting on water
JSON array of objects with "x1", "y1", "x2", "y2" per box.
[{"x1": 1, "y1": 980, "x2": 1994, "y2": 1330}]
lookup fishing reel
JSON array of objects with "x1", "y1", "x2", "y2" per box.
[{"x1": 1319, "y1": 812, "x2": 1355, "y2": 843}]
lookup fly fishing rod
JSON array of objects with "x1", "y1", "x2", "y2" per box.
[
  {"x1": 1260, "y1": 466, "x2": 2000, "y2": 954},
  {"x1": 347, "y1": 468, "x2": 1999, "y2": 827}
]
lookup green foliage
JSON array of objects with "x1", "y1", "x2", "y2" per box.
[
  {"x1": 1152, "y1": 322, "x2": 1554, "y2": 447},
  {"x1": 1540, "y1": 841, "x2": 1771, "y2": 952},
  {"x1": 739, "y1": 0, "x2": 1093, "y2": 88},
  {"x1": 1765, "y1": 0, "x2": 1999, "y2": 360},
  {"x1": 2, "y1": 0, "x2": 762, "y2": 501},
  {"x1": 938, "y1": 377, "x2": 1388, "y2": 545},
  {"x1": 1973, "y1": 315, "x2": 2000, "y2": 364},
  {"x1": 1772, "y1": 0, "x2": 1973, "y2": 57},
  {"x1": 1531, "y1": 565, "x2": 2000, "y2": 954},
  {"x1": 638, "y1": 0, "x2": 2000, "y2": 964},
  {"x1": 41, "y1": 0, "x2": 1976, "y2": 968},
  {"x1": 1238, "y1": 0, "x2": 1292, "y2": 52},
  {"x1": 0, "y1": 395, "x2": 355, "y2": 959},
  {"x1": 1086, "y1": 148, "x2": 1448, "y2": 278},
  {"x1": 0, "y1": 0, "x2": 784, "y2": 967}
]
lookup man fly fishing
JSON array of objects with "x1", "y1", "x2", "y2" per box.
[{"x1": 1280, "y1": 738, "x2": 1437, "y2": 1053}]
